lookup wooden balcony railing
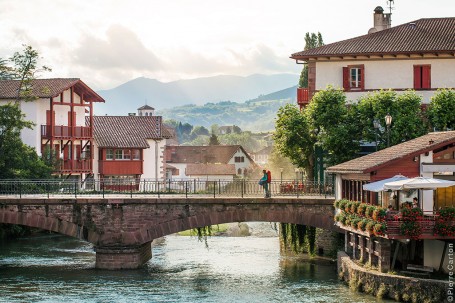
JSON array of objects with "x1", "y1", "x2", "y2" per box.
[
  {"x1": 99, "y1": 160, "x2": 143, "y2": 175},
  {"x1": 297, "y1": 88, "x2": 309, "y2": 107},
  {"x1": 41, "y1": 125, "x2": 92, "y2": 139},
  {"x1": 59, "y1": 159, "x2": 92, "y2": 173}
]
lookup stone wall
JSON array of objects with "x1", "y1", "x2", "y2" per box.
[{"x1": 338, "y1": 251, "x2": 450, "y2": 303}]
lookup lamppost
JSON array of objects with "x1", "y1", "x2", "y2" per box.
[
  {"x1": 295, "y1": 168, "x2": 299, "y2": 186},
  {"x1": 385, "y1": 113, "x2": 392, "y2": 147},
  {"x1": 373, "y1": 119, "x2": 380, "y2": 151},
  {"x1": 280, "y1": 168, "x2": 283, "y2": 184}
]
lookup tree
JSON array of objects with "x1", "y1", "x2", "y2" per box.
[
  {"x1": 428, "y1": 89, "x2": 455, "y2": 131},
  {"x1": 7, "y1": 45, "x2": 51, "y2": 101},
  {"x1": 0, "y1": 103, "x2": 52, "y2": 179},
  {"x1": 208, "y1": 132, "x2": 220, "y2": 145},
  {"x1": 273, "y1": 103, "x2": 316, "y2": 179},
  {"x1": 298, "y1": 32, "x2": 324, "y2": 88},
  {"x1": 306, "y1": 86, "x2": 361, "y2": 165},
  {"x1": 354, "y1": 90, "x2": 427, "y2": 149}
]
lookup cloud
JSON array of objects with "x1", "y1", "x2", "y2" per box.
[{"x1": 72, "y1": 24, "x2": 162, "y2": 71}]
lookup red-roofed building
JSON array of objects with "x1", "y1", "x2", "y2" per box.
[
  {"x1": 165, "y1": 145, "x2": 256, "y2": 180},
  {"x1": 0, "y1": 78, "x2": 104, "y2": 179},
  {"x1": 290, "y1": 8, "x2": 455, "y2": 108},
  {"x1": 91, "y1": 109, "x2": 172, "y2": 183}
]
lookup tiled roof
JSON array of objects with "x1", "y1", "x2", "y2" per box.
[
  {"x1": 186, "y1": 164, "x2": 236, "y2": 175},
  {"x1": 167, "y1": 145, "x2": 253, "y2": 164},
  {"x1": 327, "y1": 131, "x2": 455, "y2": 174},
  {"x1": 138, "y1": 105, "x2": 154, "y2": 110},
  {"x1": 91, "y1": 116, "x2": 166, "y2": 148},
  {"x1": 291, "y1": 18, "x2": 455, "y2": 59},
  {"x1": 0, "y1": 78, "x2": 105, "y2": 102}
]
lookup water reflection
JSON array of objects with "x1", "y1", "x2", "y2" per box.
[{"x1": 0, "y1": 234, "x2": 391, "y2": 303}]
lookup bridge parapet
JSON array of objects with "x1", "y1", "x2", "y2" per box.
[{"x1": 0, "y1": 197, "x2": 337, "y2": 269}]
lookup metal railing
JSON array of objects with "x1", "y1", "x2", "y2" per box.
[{"x1": 0, "y1": 179, "x2": 334, "y2": 199}]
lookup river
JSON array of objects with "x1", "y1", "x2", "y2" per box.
[{"x1": 0, "y1": 232, "x2": 391, "y2": 303}]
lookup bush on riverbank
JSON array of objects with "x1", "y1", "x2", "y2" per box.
[{"x1": 0, "y1": 224, "x2": 32, "y2": 240}]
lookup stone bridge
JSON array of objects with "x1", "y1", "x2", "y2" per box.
[{"x1": 0, "y1": 197, "x2": 336, "y2": 269}]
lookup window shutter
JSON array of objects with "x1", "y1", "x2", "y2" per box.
[
  {"x1": 359, "y1": 65, "x2": 365, "y2": 90},
  {"x1": 342, "y1": 67, "x2": 349, "y2": 91},
  {"x1": 413, "y1": 65, "x2": 421, "y2": 89},
  {"x1": 422, "y1": 65, "x2": 431, "y2": 89}
]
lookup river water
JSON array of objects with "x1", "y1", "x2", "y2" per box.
[{"x1": 0, "y1": 233, "x2": 390, "y2": 303}]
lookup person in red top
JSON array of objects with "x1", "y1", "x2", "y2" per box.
[{"x1": 266, "y1": 170, "x2": 271, "y2": 198}]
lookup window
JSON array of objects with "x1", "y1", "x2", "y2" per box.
[
  {"x1": 414, "y1": 65, "x2": 431, "y2": 89},
  {"x1": 106, "y1": 149, "x2": 114, "y2": 160},
  {"x1": 234, "y1": 156, "x2": 245, "y2": 163},
  {"x1": 343, "y1": 65, "x2": 364, "y2": 91},
  {"x1": 114, "y1": 149, "x2": 131, "y2": 160},
  {"x1": 132, "y1": 149, "x2": 140, "y2": 160}
]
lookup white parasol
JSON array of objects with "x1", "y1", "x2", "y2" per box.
[
  {"x1": 383, "y1": 176, "x2": 455, "y2": 191},
  {"x1": 362, "y1": 175, "x2": 408, "y2": 192}
]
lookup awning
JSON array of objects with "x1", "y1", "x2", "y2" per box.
[
  {"x1": 384, "y1": 176, "x2": 455, "y2": 191},
  {"x1": 362, "y1": 175, "x2": 408, "y2": 192}
]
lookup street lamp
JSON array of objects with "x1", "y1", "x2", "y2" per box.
[
  {"x1": 280, "y1": 168, "x2": 283, "y2": 184},
  {"x1": 373, "y1": 119, "x2": 380, "y2": 151},
  {"x1": 385, "y1": 113, "x2": 392, "y2": 147},
  {"x1": 295, "y1": 168, "x2": 299, "y2": 186}
]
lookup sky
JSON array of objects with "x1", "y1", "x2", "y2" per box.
[{"x1": 0, "y1": 0, "x2": 453, "y2": 90}]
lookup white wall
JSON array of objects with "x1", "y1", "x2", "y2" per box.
[
  {"x1": 420, "y1": 151, "x2": 434, "y2": 212},
  {"x1": 142, "y1": 139, "x2": 167, "y2": 180},
  {"x1": 316, "y1": 58, "x2": 455, "y2": 103},
  {"x1": 227, "y1": 148, "x2": 253, "y2": 175},
  {"x1": 424, "y1": 240, "x2": 452, "y2": 273}
]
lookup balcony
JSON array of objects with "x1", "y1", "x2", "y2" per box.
[
  {"x1": 41, "y1": 125, "x2": 92, "y2": 139},
  {"x1": 334, "y1": 200, "x2": 455, "y2": 240},
  {"x1": 297, "y1": 88, "x2": 309, "y2": 107},
  {"x1": 59, "y1": 159, "x2": 92, "y2": 173}
]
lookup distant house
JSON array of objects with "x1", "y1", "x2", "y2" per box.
[
  {"x1": 165, "y1": 145, "x2": 255, "y2": 180},
  {"x1": 91, "y1": 107, "x2": 172, "y2": 182},
  {"x1": 218, "y1": 125, "x2": 241, "y2": 135},
  {"x1": 0, "y1": 78, "x2": 104, "y2": 180},
  {"x1": 290, "y1": 7, "x2": 455, "y2": 108},
  {"x1": 250, "y1": 146, "x2": 273, "y2": 166}
]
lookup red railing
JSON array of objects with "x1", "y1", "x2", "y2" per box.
[
  {"x1": 297, "y1": 88, "x2": 309, "y2": 107},
  {"x1": 385, "y1": 211, "x2": 454, "y2": 240},
  {"x1": 60, "y1": 159, "x2": 92, "y2": 172},
  {"x1": 41, "y1": 125, "x2": 92, "y2": 138},
  {"x1": 99, "y1": 160, "x2": 143, "y2": 175}
]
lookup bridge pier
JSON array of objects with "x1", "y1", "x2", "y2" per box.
[{"x1": 95, "y1": 242, "x2": 152, "y2": 269}]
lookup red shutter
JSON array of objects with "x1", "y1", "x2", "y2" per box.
[
  {"x1": 413, "y1": 65, "x2": 421, "y2": 89},
  {"x1": 342, "y1": 67, "x2": 349, "y2": 91},
  {"x1": 422, "y1": 65, "x2": 431, "y2": 89}
]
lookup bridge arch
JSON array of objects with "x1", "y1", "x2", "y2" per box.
[
  {"x1": 126, "y1": 200, "x2": 337, "y2": 245},
  {"x1": 0, "y1": 206, "x2": 101, "y2": 244}
]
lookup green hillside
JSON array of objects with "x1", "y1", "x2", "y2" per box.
[{"x1": 156, "y1": 86, "x2": 296, "y2": 132}]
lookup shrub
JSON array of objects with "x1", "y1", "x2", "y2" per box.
[
  {"x1": 357, "y1": 203, "x2": 368, "y2": 216},
  {"x1": 351, "y1": 217, "x2": 361, "y2": 229},
  {"x1": 338, "y1": 199, "x2": 348, "y2": 211},
  {"x1": 365, "y1": 205, "x2": 376, "y2": 219},
  {"x1": 357, "y1": 218, "x2": 369, "y2": 231},
  {"x1": 438, "y1": 207, "x2": 455, "y2": 220},
  {"x1": 372, "y1": 208, "x2": 387, "y2": 222},
  {"x1": 350, "y1": 201, "x2": 361, "y2": 214},
  {"x1": 400, "y1": 221, "x2": 421, "y2": 239},
  {"x1": 401, "y1": 207, "x2": 423, "y2": 221},
  {"x1": 345, "y1": 201, "x2": 353, "y2": 213},
  {"x1": 365, "y1": 220, "x2": 375, "y2": 234},
  {"x1": 373, "y1": 223, "x2": 387, "y2": 236}
]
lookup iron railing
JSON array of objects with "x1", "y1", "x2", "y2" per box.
[{"x1": 0, "y1": 179, "x2": 334, "y2": 199}]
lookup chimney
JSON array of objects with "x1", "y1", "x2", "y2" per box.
[{"x1": 368, "y1": 6, "x2": 391, "y2": 34}]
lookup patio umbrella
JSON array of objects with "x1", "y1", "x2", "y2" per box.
[
  {"x1": 362, "y1": 175, "x2": 408, "y2": 192},
  {"x1": 383, "y1": 176, "x2": 455, "y2": 191}
]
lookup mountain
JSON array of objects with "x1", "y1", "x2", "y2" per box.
[
  {"x1": 95, "y1": 74, "x2": 298, "y2": 115},
  {"x1": 157, "y1": 86, "x2": 297, "y2": 132}
]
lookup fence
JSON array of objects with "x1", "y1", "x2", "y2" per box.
[{"x1": 0, "y1": 179, "x2": 334, "y2": 199}]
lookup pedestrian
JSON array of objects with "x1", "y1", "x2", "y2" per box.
[
  {"x1": 412, "y1": 197, "x2": 419, "y2": 208},
  {"x1": 259, "y1": 169, "x2": 269, "y2": 198},
  {"x1": 266, "y1": 170, "x2": 272, "y2": 198}
]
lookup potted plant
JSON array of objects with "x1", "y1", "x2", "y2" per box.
[
  {"x1": 373, "y1": 223, "x2": 387, "y2": 236},
  {"x1": 357, "y1": 203, "x2": 368, "y2": 217}
]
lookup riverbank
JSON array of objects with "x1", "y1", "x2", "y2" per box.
[{"x1": 338, "y1": 251, "x2": 449, "y2": 302}]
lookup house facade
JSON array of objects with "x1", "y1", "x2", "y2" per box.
[
  {"x1": 291, "y1": 8, "x2": 455, "y2": 108},
  {"x1": 0, "y1": 78, "x2": 104, "y2": 180},
  {"x1": 165, "y1": 145, "x2": 255, "y2": 180},
  {"x1": 91, "y1": 113, "x2": 172, "y2": 183}
]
